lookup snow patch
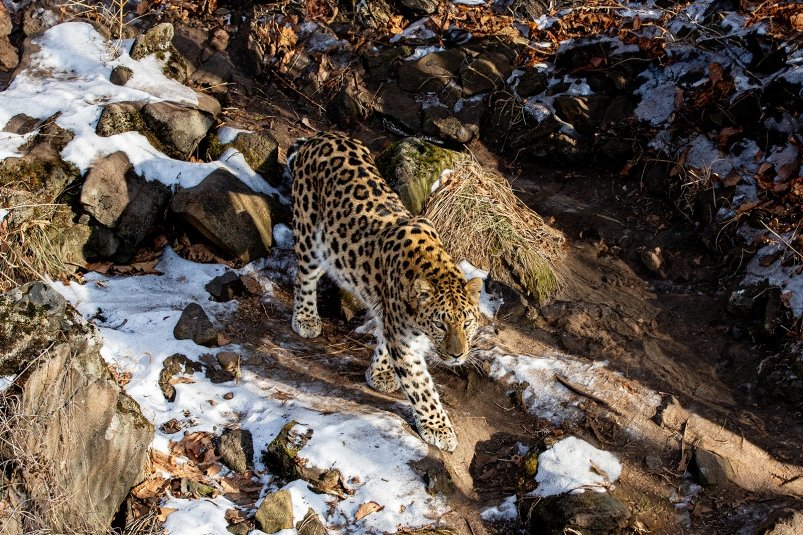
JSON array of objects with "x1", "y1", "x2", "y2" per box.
[
  {"x1": 481, "y1": 495, "x2": 518, "y2": 522},
  {"x1": 458, "y1": 260, "x2": 503, "y2": 318},
  {"x1": 217, "y1": 126, "x2": 251, "y2": 144},
  {"x1": 272, "y1": 223, "x2": 294, "y2": 249},
  {"x1": 533, "y1": 436, "x2": 622, "y2": 497}
]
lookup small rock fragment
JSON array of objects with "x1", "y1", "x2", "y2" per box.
[
  {"x1": 173, "y1": 303, "x2": 218, "y2": 347},
  {"x1": 205, "y1": 271, "x2": 246, "y2": 302},
  {"x1": 254, "y1": 490, "x2": 294, "y2": 533},
  {"x1": 218, "y1": 427, "x2": 254, "y2": 474},
  {"x1": 110, "y1": 66, "x2": 133, "y2": 85}
]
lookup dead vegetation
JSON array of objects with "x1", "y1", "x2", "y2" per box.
[{"x1": 423, "y1": 156, "x2": 566, "y2": 303}]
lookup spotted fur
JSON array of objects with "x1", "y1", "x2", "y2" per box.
[{"x1": 289, "y1": 131, "x2": 482, "y2": 451}]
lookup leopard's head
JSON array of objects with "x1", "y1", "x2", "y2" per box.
[{"x1": 413, "y1": 277, "x2": 483, "y2": 366}]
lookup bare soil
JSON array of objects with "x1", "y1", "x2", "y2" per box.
[{"x1": 215, "y1": 70, "x2": 803, "y2": 535}]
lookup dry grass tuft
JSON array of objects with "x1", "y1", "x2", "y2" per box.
[
  {"x1": 423, "y1": 156, "x2": 565, "y2": 303},
  {"x1": 59, "y1": 0, "x2": 129, "y2": 41},
  {"x1": 0, "y1": 203, "x2": 75, "y2": 292}
]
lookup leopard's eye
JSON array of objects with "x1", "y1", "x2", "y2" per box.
[
  {"x1": 436, "y1": 321, "x2": 447, "y2": 331},
  {"x1": 464, "y1": 319, "x2": 473, "y2": 329}
]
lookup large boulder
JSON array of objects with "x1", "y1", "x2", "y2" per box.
[
  {"x1": 80, "y1": 151, "x2": 170, "y2": 261},
  {"x1": 169, "y1": 169, "x2": 278, "y2": 262},
  {"x1": 141, "y1": 100, "x2": 217, "y2": 159},
  {"x1": 0, "y1": 282, "x2": 153, "y2": 534},
  {"x1": 519, "y1": 491, "x2": 631, "y2": 534},
  {"x1": 397, "y1": 49, "x2": 465, "y2": 93},
  {"x1": 375, "y1": 138, "x2": 460, "y2": 215},
  {"x1": 207, "y1": 129, "x2": 280, "y2": 185}
]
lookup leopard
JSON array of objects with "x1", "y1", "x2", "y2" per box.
[{"x1": 287, "y1": 131, "x2": 482, "y2": 452}]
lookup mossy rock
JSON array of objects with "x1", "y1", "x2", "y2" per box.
[
  {"x1": 262, "y1": 420, "x2": 312, "y2": 481},
  {"x1": 254, "y1": 490, "x2": 294, "y2": 533},
  {"x1": 519, "y1": 491, "x2": 631, "y2": 535},
  {"x1": 207, "y1": 129, "x2": 280, "y2": 186},
  {"x1": 375, "y1": 138, "x2": 460, "y2": 215}
]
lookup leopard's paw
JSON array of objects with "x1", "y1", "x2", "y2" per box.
[
  {"x1": 416, "y1": 417, "x2": 457, "y2": 452},
  {"x1": 366, "y1": 367, "x2": 401, "y2": 393},
  {"x1": 292, "y1": 312, "x2": 321, "y2": 338}
]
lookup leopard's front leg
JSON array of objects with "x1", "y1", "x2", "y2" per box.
[{"x1": 387, "y1": 336, "x2": 456, "y2": 452}]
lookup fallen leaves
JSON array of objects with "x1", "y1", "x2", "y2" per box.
[{"x1": 355, "y1": 500, "x2": 384, "y2": 521}]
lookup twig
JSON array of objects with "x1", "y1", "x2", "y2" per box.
[{"x1": 554, "y1": 373, "x2": 619, "y2": 414}]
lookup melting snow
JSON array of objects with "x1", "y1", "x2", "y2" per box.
[
  {"x1": 533, "y1": 436, "x2": 622, "y2": 497},
  {"x1": 55, "y1": 248, "x2": 448, "y2": 533},
  {"x1": 481, "y1": 495, "x2": 517, "y2": 522}
]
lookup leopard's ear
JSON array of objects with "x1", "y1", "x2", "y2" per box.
[
  {"x1": 464, "y1": 277, "x2": 483, "y2": 305},
  {"x1": 413, "y1": 278, "x2": 434, "y2": 305}
]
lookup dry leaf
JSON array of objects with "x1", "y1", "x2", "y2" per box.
[
  {"x1": 355, "y1": 501, "x2": 384, "y2": 521},
  {"x1": 225, "y1": 508, "x2": 247, "y2": 524},
  {"x1": 157, "y1": 507, "x2": 177, "y2": 522}
]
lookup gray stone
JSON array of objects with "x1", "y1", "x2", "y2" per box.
[
  {"x1": 218, "y1": 427, "x2": 254, "y2": 474},
  {"x1": 364, "y1": 46, "x2": 412, "y2": 83},
  {"x1": 205, "y1": 271, "x2": 246, "y2": 302},
  {"x1": 693, "y1": 447, "x2": 735, "y2": 487},
  {"x1": 2, "y1": 113, "x2": 39, "y2": 135},
  {"x1": 422, "y1": 106, "x2": 474, "y2": 144},
  {"x1": 141, "y1": 101, "x2": 216, "y2": 159},
  {"x1": 191, "y1": 51, "x2": 234, "y2": 93},
  {"x1": 520, "y1": 491, "x2": 631, "y2": 534},
  {"x1": 173, "y1": 303, "x2": 218, "y2": 347},
  {"x1": 399, "y1": 0, "x2": 439, "y2": 14},
  {"x1": 374, "y1": 138, "x2": 459, "y2": 215},
  {"x1": 727, "y1": 280, "x2": 770, "y2": 317},
  {"x1": 130, "y1": 23, "x2": 175, "y2": 60},
  {"x1": 516, "y1": 70, "x2": 548, "y2": 97},
  {"x1": 0, "y1": 283, "x2": 153, "y2": 534},
  {"x1": 375, "y1": 85, "x2": 422, "y2": 133},
  {"x1": 553, "y1": 94, "x2": 612, "y2": 136},
  {"x1": 80, "y1": 151, "x2": 170, "y2": 260},
  {"x1": 96, "y1": 102, "x2": 147, "y2": 137},
  {"x1": 110, "y1": 66, "x2": 133, "y2": 85},
  {"x1": 21, "y1": 6, "x2": 58, "y2": 37},
  {"x1": 460, "y1": 53, "x2": 512, "y2": 97},
  {"x1": 327, "y1": 85, "x2": 366, "y2": 129},
  {"x1": 255, "y1": 490, "x2": 294, "y2": 533},
  {"x1": 398, "y1": 49, "x2": 466, "y2": 93},
  {"x1": 80, "y1": 152, "x2": 138, "y2": 228},
  {"x1": 169, "y1": 169, "x2": 278, "y2": 262},
  {"x1": 224, "y1": 131, "x2": 279, "y2": 184}
]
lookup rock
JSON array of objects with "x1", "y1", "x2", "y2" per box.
[
  {"x1": 297, "y1": 508, "x2": 328, "y2": 535},
  {"x1": 173, "y1": 303, "x2": 218, "y2": 347},
  {"x1": 374, "y1": 137, "x2": 459, "y2": 214},
  {"x1": 399, "y1": 0, "x2": 439, "y2": 15},
  {"x1": 515, "y1": 69, "x2": 549, "y2": 97},
  {"x1": 0, "y1": 35, "x2": 18, "y2": 71},
  {"x1": 205, "y1": 271, "x2": 246, "y2": 302},
  {"x1": 327, "y1": 84, "x2": 366, "y2": 129},
  {"x1": 519, "y1": 491, "x2": 631, "y2": 534},
  {"x1": 0, "y1": 4, "x2": 11, "y2": 37},
  {"x1": 727, "y1": 280, "x2": 769, "y2": 317},
  {"x1": 2, "y1": 113, "x2": 39, "y2": 135},
  {"x1": 554, "y1": 37, "x2": 614, "y2": 72},
  {"x1": 218, "y1": 427, "x2": 254, "y2": 474},
  {"x1": 96, "y1": 102, "x2": 147, "y2": 137},
  {"x1": 693, "y1": 447, "x2": 735, "y2": 487},
  {"x1": 169, "y1": 169, "x2": 277, "y2": 262},
  {"x1": 21, "y1": 5, "x2": 58, "y2": 37},
  {"x1": 159, "y1": 353, "x2": 203, "y2": 401},
  {"x1": 216, "y1": 130, "x2": 279, "y2": 185},
  {"x1": 374, "y1": 84, "x2": 422, "y2": 133},
  {"x1": 640, "y1": 246, "x2": 664, "y2": 274},
  {"x1": 255, "y1": 490, "x2": 294, "y2": 533},
  {"x1": 141, "y1": 101, "x2": 216, "y2": 159},
  {"x1": 110, "y1": 65, "x2": 133, "y2": 85},
  {"x1": 460, "y1": 53, "x2": 512, "y2": 97},
  {"x1": 215, "y1": 351, "x2": 240, "y2": 377},
  {"x1": 80, "y1": 151, "x2": 170, "y2": 261},
  {"x1": 353, "y1": 0, "x2": 395, "y2": 29},
  {"x1": 227, "y1": 521, "x2": 253, "y2": 535},
  {"x1": 553, "y1": 94, "x2": 612, "y2": 136},
  {"x1": 398, "y1": 49, "x2": 466, "y2": 93},
  {"x1": 364, "y1": 45, "x2": 412, "y2": 83},
  {"x1": 191, "y1": 51, "x2": 235, "y2": 94},
  {"x1": 130, "y1": 22, "x2": 175, "y2": 60},
  {"x1": 0, "y1": 283, "x2": 153, "y2": 533},
  {"x1": 422, "y1": 106, "x2": 475, "y2": 144},
  {"x1": 263, "y1": 421, "x2": 351, "y2": 498}
]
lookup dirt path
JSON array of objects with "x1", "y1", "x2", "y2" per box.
[{"x1": 217, "y1": 82, "x2": 803, "y2": 533}]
